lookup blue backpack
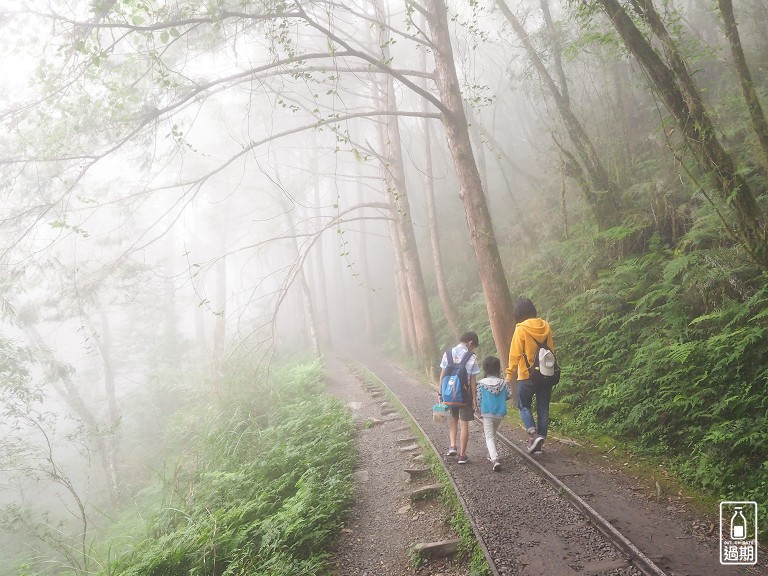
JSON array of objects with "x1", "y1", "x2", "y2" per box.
[{"x1": 440, "y1": 348, "x2": 474, "y2": 406}]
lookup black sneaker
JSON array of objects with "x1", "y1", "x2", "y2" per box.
[
  {"x1": 527, "y1": 436, "x2": 544, "y2": 454},
  {"x1": 492, "y1": 459, "x2": 501, "y2": 472},
  {"x1": 457, "y1": 454, "x2": 469, "y2": 464},
  {"x1": 532, "y1": 437, "x2": 545, "y2": 453}
]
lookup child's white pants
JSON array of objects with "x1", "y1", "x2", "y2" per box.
[{"x1": 482, "y1": 416, "x2": 502, "y2": 461}]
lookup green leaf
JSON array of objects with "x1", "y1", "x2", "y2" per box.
[
  {"x1": 689, "y1": 310, "x2": 726, "y2": 325},
  {"x1": 667, "y1": 342, "x2": 698, "y2": 364}
]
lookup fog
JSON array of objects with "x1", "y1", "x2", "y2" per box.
[{"x1": 2, "y1": 0, "x2": 766, "y2": 572}]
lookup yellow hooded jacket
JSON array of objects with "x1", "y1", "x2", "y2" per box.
[{"x1": 505, "y1": 318, "x2": 554, "y2": 382}]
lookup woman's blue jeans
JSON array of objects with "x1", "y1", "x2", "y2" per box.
[{"x1": 517, "y1": 378, "x2": 554, "y2": 437}]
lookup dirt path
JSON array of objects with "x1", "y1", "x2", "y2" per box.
[{"x1": 325, "y1": 358, "x2": 470, "y2": 576}]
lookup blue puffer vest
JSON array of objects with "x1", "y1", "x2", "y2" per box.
[{"x1": 477, "y1": 377, "x2": 509, "y2": 418}]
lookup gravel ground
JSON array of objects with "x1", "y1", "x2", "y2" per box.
[{"x1": 325, "y1": 349, "x2": 767, "y2": 576}]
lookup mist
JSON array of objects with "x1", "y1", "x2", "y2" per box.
[{"x1": 1, "y1": 0, "x2": 767, "y2": 572}]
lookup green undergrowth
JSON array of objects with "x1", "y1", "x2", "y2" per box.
[
  {"x1": 351, "y1": 362, "x2": 491, "y2": 575},
  {"x1": 90, "y1": 360, "x2": 355, "y2": 576},
  {"x1": 499, "y1": 225, "x2": 768, "y2": 539}
]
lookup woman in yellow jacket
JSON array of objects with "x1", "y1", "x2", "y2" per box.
[{"x1": 505, "y1": 297, "x2": 555, "y2": 454}]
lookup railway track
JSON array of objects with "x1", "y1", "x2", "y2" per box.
[
  {"x1": 492, "y1": 426, "x2": 666, "y2": 576},
  {"x1": 347, "y1": 352, "x2": 763, "y2": 576}
]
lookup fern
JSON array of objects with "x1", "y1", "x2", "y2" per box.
[
  {"x1": 93, "y1": 361, "x2": 355, "y2": 576},
  {"x1": 663, "y1": 342, "x2": 697, "y2": 364},
  {"x1": 499, "y1": 219, "x2": 768, "y2": 537}
]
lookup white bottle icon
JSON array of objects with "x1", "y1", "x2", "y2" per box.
[{"x1": 731, "y1": 507, "x2": 747, "y2": 540}]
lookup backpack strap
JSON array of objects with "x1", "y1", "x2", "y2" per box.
[
  {"x1": 444, "y1": 347, "x2": 455, "y2": 369},
  {"x1": 446, "y1": 347, "x2": 473, "y2": 369},
  {"x1": 458, "y1": 349, "x2": 474, "y2": 368},
  {"x1": 522, "y1": 337, "x2": 543, "y2": 371}
]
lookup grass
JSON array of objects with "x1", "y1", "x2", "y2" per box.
[{"x1": 78, "y1": 361, "x2": 356, "y2": 576}]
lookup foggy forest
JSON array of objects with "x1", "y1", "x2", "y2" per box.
[{"x1": 0, "y1": 0, "x2": 766, "y2": 573}]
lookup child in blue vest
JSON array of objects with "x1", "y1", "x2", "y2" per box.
[{"x1": 476, "y1": 356, "x2": 510, "y2": 472}]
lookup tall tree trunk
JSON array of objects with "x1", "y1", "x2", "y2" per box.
[
  {"x1": 717, "y1": 0, "x2": 768, "y2": 169},
  {"x1": 423, "y1": 119, "x2": 461, "y2": 341},
  {"x1": 746, "y1": 0, "x2": 768, "y2": 54},
  {"x1": 466, "y1": 112, "x2": 489, "y2": 193},
  {"x1": 420, "y1": 15, "x2": 460, "y2": 341},
  {"x1": 483, "y1": 129, "x2": 543, "y2": 191},
  {"x1": 367, "y1": 78, "x2": 417, "y2": 355},
  {"x1": 372, "y1": 9, "x2": 437, "y2": 369},
  {"x1": 190, "y1": 216, "x2": 207, "y2": 357},
  {"x1": 212, "y1": 246, "x2": 227, "y2": 360},
  {"x1": 93, "y1": 304, "x2": 122, "y2": 504},
  {"x1": 379, "y1": 100, "x2": 426, "y2": 362},
  {"x1": 497, "y1": 0, "x2": 622, "y2": 230},
  {"x1": 482, "y1": 128, "x2": 542, "y2": 244},
  {"x1": 311, "y1": 162, "x2": 333, "y2": 350},
  {"x1": 296, "y1": 254, "x2": 320, "y2": 357},
  {"x1": 562, "y1": 172, "x2": 571, "y2": 235},
  {"x1": 162, "y1": 232, "x2": 180, "y2": 368},
  {"x1": 356, "y1": 176, "x2": 375, "y2": 343},
  {"x1": 539, "y1": 0, "x2": 570, "y2": 104},
  {"x1": 611, "y1": 61, "x2": 635, "y2": 170},
  {"x1": 423, "y1": 0, "x2": 515, "y2": 361},
  {"x1": 277, "y1": 193, "x2": 321, "y2": 359},
  {"x1": 21, "y1": 324, "x2": 119, "y2": 503},
  {"x1": 599, "y1": 0, "x2": 767, "y2": 269},
  {"x1": 394, "y1": 244, "x2": 418, "y2": 355},
  {"x1": 273, "y1": 158, "x2": 322, "y2": 357}
]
